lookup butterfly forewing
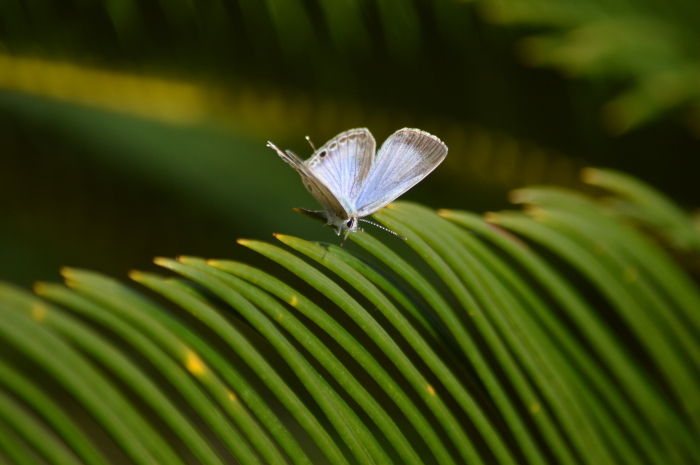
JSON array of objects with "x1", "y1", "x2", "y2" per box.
[
  {"x1": 354, "y1": 128, "x2": 447, "y2": 216},
  {"x1": 305, "y1": 128, "x2": 376, "y2": 211},
  {"x1": 267, "y1": 142, "x2": 349, "y2": 218}
]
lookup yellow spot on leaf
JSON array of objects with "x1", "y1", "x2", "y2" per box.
[
  {"x1": 228, "y1": 391, "x2": 237, "y2": 402},
  {"x1": 32, "y1": 304, "x2": 47, "y2": 322},
  {"x1": 530, "y1": 403, "x2": 541, "y2": 414},
  {"x1": 427, "y1": 384, "x2": 436, "y2": 396},
  {"x1": 185, "y1": 351, "x2": 206, "y2": 376},
  {"x1": 289, "y1": 295, "x2": 298, "y2": 307}
]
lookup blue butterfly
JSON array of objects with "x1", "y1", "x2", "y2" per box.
[{"x1": 268, "y1": 128, "x2": 447, "y2": 242}]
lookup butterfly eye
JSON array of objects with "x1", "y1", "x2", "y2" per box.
[{"x1": 346, "y1": 218, "x2": 355, "y2": 228}]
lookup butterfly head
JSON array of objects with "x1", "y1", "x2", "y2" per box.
[
  {"x1": 302, "y1": 210, "x2": 363, "y2": 245},
  {"x1": 339, "y1": 216, "x2": 362, "y2": 234},
  {"x1": 333, "y1": 216, "x2": 361, "y2": 246},
  {"x1": 292, "y1": 208, "x2": 363, "y2": 235},
  {"x1": 292, "y1": 207, "x2": 407, "y2": 243},
  {"x1": 335, "y1": 214, "x2": 409, "y2": 245}
]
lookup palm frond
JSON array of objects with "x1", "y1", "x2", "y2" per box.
[{"x1": 1, "y1": 168, "x2": 699, "y2": 464}]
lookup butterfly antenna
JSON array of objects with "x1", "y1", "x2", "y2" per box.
[
  {"x1": 305, "y1": 136, "x2": 317, "y2": 151},
  {"x1": 359, "y1": 219, "x2": 408, "y2": 240}
]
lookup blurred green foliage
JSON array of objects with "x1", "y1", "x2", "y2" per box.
[{"x1": 0, "y1": 0, "x2": 698, "y2": 286}]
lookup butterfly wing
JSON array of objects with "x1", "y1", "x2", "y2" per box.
[
  {"x1": 354, "y1": 128, "x2": 447, "y2": 217},
  {"x1": 267, "y1": 142, "x2": 349, "y2": 218},
  {"x1": 305, "y1": 128, "x2": 376, "y2": 213}
]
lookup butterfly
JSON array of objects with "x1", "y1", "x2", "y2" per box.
[{"x1": 267, "y1": 127, "x2": 448, "y2": 243}]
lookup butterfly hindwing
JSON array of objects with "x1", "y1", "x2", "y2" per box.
[{"x1": 354, "y1": 128, "x2": 447, "y2": 217}]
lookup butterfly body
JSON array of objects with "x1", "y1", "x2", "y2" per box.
[
  {"x1": 268, "y1": 128, "x2": 447, "y2": 240},
  {"x1": 292, "y1": 208, "x2": 362, "y2": 236}
]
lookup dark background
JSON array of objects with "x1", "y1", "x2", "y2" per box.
[{"x1": 1, "y1": 0, "x2": 698, "y2": 287}]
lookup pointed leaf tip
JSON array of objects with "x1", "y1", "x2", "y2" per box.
[
  {"x1": 177, "y1": 255, "x2": 204, "y2": 265},
  {"x1": 483, "y1": 212, "x2": 499, "y2": 223},
  {"x1": 59, "y1": 267, "x2": 75, "y2": 279},
  {"x1": 32, "y1": 281, "x2": 47, "y2": 295},
  {"x1": 524, "y1": 206, "x2": 546, "y2": 221},
  {"x1": 580, "y1": 167, "x2": 598, "y2": 183},
  {"x1": 509, "y1": 189, "x2": 529, "y2": 204},
  {"x1": 128, "y1": 270, "x2": 142, "y2": 281},
  {"x1": 153, "y1": 257, "x2": 170, "y2": 267},
  {"x1": 274, "y1": 233, "x2": 294, "y2": 242}
]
